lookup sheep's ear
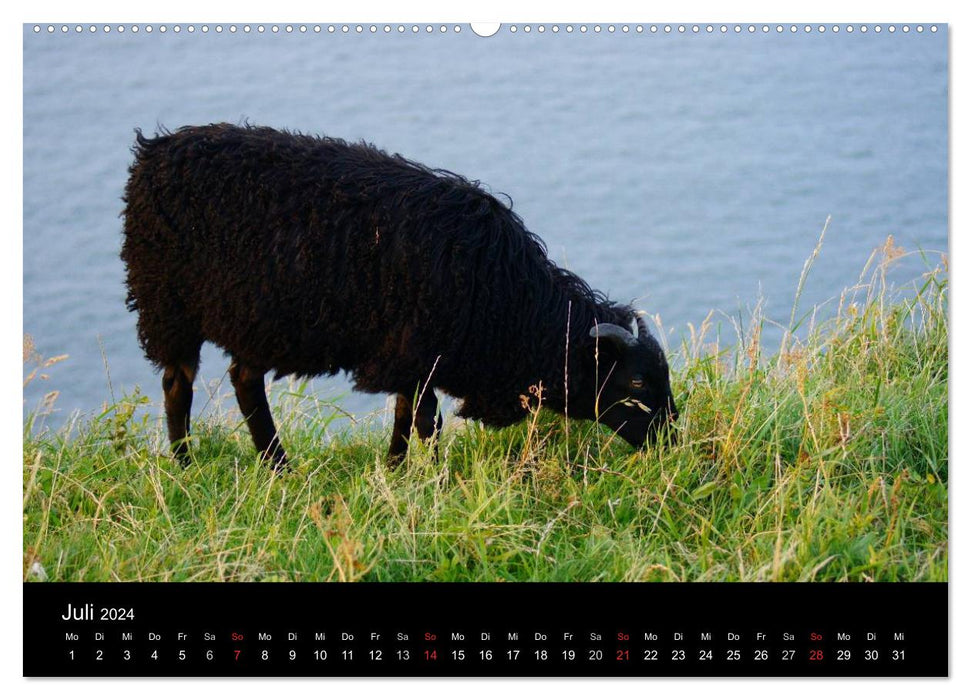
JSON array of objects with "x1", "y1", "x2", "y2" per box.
[{"x1": 589, "y1": 323, "x2": 637, "y2": 351}]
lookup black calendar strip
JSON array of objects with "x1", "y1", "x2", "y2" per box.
[{"x1": 23, "y1": 582, "x2": 947, "y2": 677}]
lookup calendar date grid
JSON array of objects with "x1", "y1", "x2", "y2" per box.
[{"x1": 60, "y1": 625, "x2": 913, "y2": 672}]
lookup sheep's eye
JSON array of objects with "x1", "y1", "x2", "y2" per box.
[{"x1": 630, "y1": 376, "x2": 645, "y2": 390}]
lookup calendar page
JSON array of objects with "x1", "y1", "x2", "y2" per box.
[{"x1": 22, "y1": 19, "x2": 948, "y2": 678}]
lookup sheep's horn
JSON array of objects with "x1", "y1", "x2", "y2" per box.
[
  {"x1": 634, "y1": 313, "x2": 652, "y2": 339},
  {"x1": 589, "y1": 323, "x2": 638, "y2": 349}
]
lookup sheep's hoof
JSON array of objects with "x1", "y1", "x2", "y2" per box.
[
  {"x1": 172, "y1": 448, "x2": 192, "y2": 469},
  {"x1": 261, "y1": 449, "x2": 290, "y2": 473}
]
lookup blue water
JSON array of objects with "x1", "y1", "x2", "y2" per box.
[{"x1": 23, "y1": 25, "x2": 948, "y2": 430}]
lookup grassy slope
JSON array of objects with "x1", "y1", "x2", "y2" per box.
[{"x1": 23, "y1": 247, "x2": 948, "y2": 582}]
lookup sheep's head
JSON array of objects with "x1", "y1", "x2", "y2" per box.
[{"x1": 586, "y1": 319, "x2": 678, "y2": 448}]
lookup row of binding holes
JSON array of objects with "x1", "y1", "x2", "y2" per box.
[
  {"x1": 32, "y1": 25, "x2": 464, "y2": 34},
  {"x1": 513, "y1": 24, "x2": 936, "y2": 33},
  {"x1": 33, "y1": 24, "x2": 939, "y2": 34}
]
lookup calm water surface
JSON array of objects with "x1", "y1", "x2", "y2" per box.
[{"x1": 23, "y1": 26, "x2": 948, "y2": 430}]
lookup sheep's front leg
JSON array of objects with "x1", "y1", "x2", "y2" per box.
[
  {"x1": 387, "y1": 389, "x2": 442, "y2": 467},
  {"x1": 229, "y1": 359, "x2": 287, "y2": 468},
  {"x1": 387, "y1": 393, "x2": 414, "y2": 467},
  {"x1": 414, "y1": 390, "x2": 443, "y2": 456}
]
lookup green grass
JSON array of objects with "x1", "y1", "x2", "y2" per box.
[{"x1": 23, "y1": 241, "x2": 948, "y2": 582}]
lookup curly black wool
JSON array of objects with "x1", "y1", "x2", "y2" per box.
[{"x1": 121, "y1": 123, "x2": 656, "y2": 463}]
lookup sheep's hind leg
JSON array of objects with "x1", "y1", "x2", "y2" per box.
[
  {"x1": 163, "y1": 362, "x2": 197, "y2": 466},
  {"x1": 229, "y1": 359, "x2": 288, "y2": 469}
]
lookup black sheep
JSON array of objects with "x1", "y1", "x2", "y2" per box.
[{"x1": 121, "y1": 124, "x2": 678, "y2": 467}]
